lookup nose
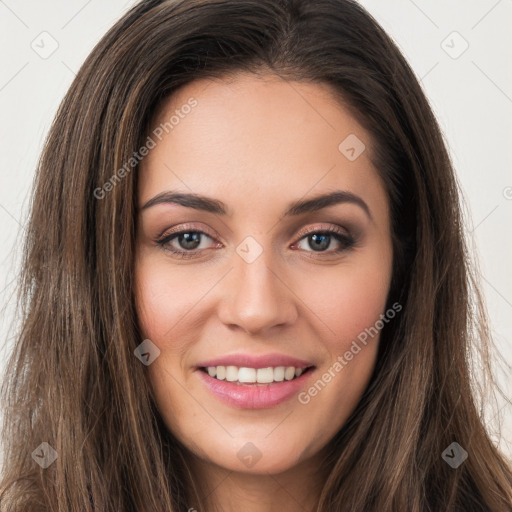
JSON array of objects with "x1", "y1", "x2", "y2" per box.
[{"x1": 217, "y1": 247, "x2": 298, "y2": 336}]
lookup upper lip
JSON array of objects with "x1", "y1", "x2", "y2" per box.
[{"x1": 196, "y1": 353, "x2": 315, "y2": 370}]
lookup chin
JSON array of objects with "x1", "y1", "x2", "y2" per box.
[{"x1": 190, "y1": 434, "x2": 317, "y2": 476}]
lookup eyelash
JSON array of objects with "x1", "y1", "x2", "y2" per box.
[{"x1": 154, "y1": 223, "x2": 356, "y2": 260}]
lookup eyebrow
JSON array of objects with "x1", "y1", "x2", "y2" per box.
[{"x1": 141, "y1": 190, "x2": 372, "y2": 220}]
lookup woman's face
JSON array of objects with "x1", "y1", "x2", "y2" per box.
[{"x1": 135, "y1": 73, "x2": 393, "y2": 476}]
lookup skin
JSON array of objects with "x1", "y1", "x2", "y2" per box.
[{"x1": 134, "y1": 72, "x2": 393, "y2": 512}]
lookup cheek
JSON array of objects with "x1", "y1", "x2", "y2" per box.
[
  {"x1": 295, "y1": 253, "x2": 391, "y2": 410},
  {"x1": 135, "y1": 258, "x2": 203, "y2": 344},
  {"x1": 300, "y1": 256, "x2": 392, "y2": 346},
  {"x1": 134, "y1": 261, "x2": 199, "y2": 428}
]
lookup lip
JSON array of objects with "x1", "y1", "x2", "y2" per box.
[
  {"x1": 195, "y1": 352, "x2": 314, "y2": 370},
  {"x1": 195, "y1": 364, "x2": 316, "y2": 409}
]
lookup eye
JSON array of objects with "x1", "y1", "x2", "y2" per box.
[
  {"x1": 293, "y1": 225, "x2": 356, "y2": 255},
  {"x1": 155, "y1": 224, "x2": 219, "y2": 259},
  {"x1": 155, "y1": 223, "x2": 356, "y2": 259}
]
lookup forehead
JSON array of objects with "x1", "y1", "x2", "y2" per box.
[{"x1": 138, "y1": 73, "x2": 387, "y2": 219}]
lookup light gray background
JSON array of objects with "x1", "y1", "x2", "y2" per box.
[{"x1": 1, "y1": 0, "x2": 511, "y2": 466}]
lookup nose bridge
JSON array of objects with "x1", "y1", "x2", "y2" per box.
[{"x1": 218, "y1": 237, "x2": 297, "y2": 335}]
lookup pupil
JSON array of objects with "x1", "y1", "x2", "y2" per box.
[
  {"x1": 179, "y1": 232, "x2": 201, "y2": 250},
  {"x1": 310, "y1": 233, "x2": 329, "y2": 251}
]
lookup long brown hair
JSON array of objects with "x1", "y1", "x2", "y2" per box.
[{"x1": 1, "y1": 0, "x2": 511, "y2": 510}]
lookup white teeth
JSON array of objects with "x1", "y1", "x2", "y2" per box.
[
  {"x1": 256, "y1": 367, "x2": 274, "y2": 384},
  {"x1": 225, "y1": 365, "x2": 238, "y2": 382},
  {"x1": 238, "y1": 367, "x2": 256, "y2": 383},
  {"x1": 216, "y1": 366, "x2": 226, "y2": 380},
  {"x1": 204, "y1": 365, "x2": 309, "y2": 383},
  {"x1": 284, "y1": 366, "x2": 296, "y2": 380},
  {"x1": 273, "y1": 366, "x2": 285, "y2": 382}
]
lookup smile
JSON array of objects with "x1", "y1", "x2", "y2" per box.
[
  {"x1": 200, "y1": 365, "x2": 313, "y2": 384},
  {"x1": 196, "y1": 365, "x2": 316, "y2": 409}
]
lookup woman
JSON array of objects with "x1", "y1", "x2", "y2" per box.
[{"x1": 1, "y1": 0, "x2": 511, "y2": 510}]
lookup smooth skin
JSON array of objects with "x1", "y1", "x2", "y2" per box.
[{"x1": 134, "y1": 72, "x2": 393, "y2": 512}]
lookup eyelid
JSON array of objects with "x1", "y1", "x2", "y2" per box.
[
  {"x1": 294, "y1": 223, "x2": 350, "y2": 239},
  {"x1": 157, "y1": 222, "x2": 219, "y2": 241}
]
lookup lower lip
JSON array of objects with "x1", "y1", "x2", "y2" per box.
[{"x1": 196, "y1": 368, "x2": 315, "y2": 409}]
